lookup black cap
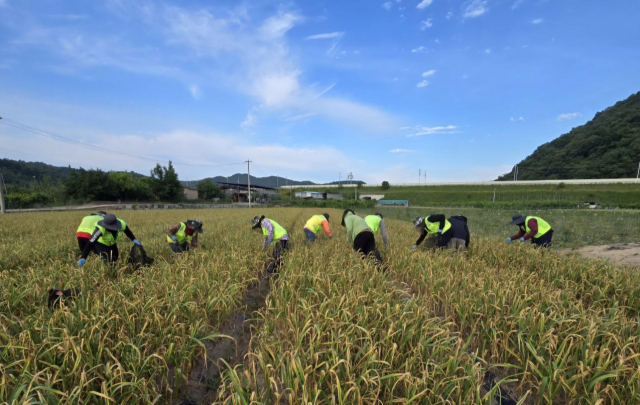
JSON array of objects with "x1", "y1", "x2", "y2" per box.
[
  {"x1": 98, "y1": 214, "x2": 122, "y2": 231},
  {"x1": 323, "y1": 213, "x2": 330, "y2": 221},
  {"x1": 186, "y1": 219, "x2": 204, "y2": 233},
  {"x1": 510, "y1": 213, "x2": 526, "y2": 225},
  {"x1": 375, "y1": 213, "x2": 383, "y2": 219},
  {"x1": 251, "y1": 215, "x2": 265, "y2": 229}
]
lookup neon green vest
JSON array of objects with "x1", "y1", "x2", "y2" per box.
[
  {"x1": 365, "y1": 215, "x2": 382, "y2": 234},
  {"x1": 262, "y1": 219, "x2": 287, "y2": 243},
  {"x1": 96, "y1": 219, "x2": 127, "y2": 246},
  {"x1": 166, "y1": 222, "x2": 193, "y2": 244},
  {"x1": 525, "y1": 216, "x2": 551, "y2": 238},
  {"x1": 425, "y1": 218, "x2": 451, "y2": 234},
  {"x1": 304, "y1": 215, "x2": 327, "y2": 234},
  {"x1": 77, "y1": 215, "x2": 103, "y2": 234}
]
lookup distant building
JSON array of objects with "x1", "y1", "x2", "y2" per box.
[
  {"x1": 295, "y1": 191, "x2": 344, "y2": 200},
  {"x1": 377, "y1": 199, "x2": 409, "y2": 207},
  {"x1": 183, "y1": 187, "x2": 198, "y2": 201},
  {"x1": 217, "y1": 182, "x2": 278, "y2": 203},
  {"x1": 359, "y1": 194, "x2": 385, "y2": 201}
]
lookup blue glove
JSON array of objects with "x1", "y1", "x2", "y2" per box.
[
  {"x1": 133, "y1": 239, "x2": 141, "y2": 246},
  {"x1": 171, "y1": 236, "x2": 178, "y2": 242},
  {"x1": 437, "y1": 229, "x2": 443, "y2": 234},
  {"x1": 78, "y1": 258, "x2": 86, "y2": 268},
  {"x1": 519, "y1": 237, "x2": 525, "y2": 242},
  {"x1": 506, "y1": 237, "x2": 512, "y2": 243},
  {"x1": 410, "y1": 245, "x2": 417, "y2": 250}
]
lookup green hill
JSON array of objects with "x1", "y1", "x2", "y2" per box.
[{"x1": 497, "y1": 91, "x2": 640, "y2": 180}]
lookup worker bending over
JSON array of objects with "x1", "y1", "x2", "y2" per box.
[
  {"x1": 167, "y1": 219, "x2": 204, "y2": 253},
  {"x1": 412, "y1": 214, "x2": 470, "y2": 251},
  {"x1": 78, "y1": 213, "x2": 141, "y2": 267},
  {"x1": 365, "y1": 213, "x2": 389, "y2": 248},
  {"x1": 304, "y1": 213, "x2": 332, "y2": 245},
  {"x1": 76, "y1": 211, "x2": 107, "y2": 252},
  {"x1": 342, "y1": 209, "x2": 383, "y2": 266},
  {"x1": 252, "y1": 215, "x2": 289, "y2": 273},
  {"x1": 507, "y1": 214, "x2": 553, "y2": 248}
]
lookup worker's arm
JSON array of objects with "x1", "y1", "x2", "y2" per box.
[
  {"x1": 415, "y1": 230, "x2": 427, "y2": 246},
  {"x1": 510, "y1": 228, "x2": 526, "y2": 240},
  {"x1": 262, "y1": 220, "x2": 274, "y2": 249},
  {"x1": 81, "y1": 229, "x2": 102, "y2": 259},
  {"x1": 167, "y1": 223, "x2": 181, "y2": 238},
  {"x1": 379, "y1": 219, "x2": 389, "y2": 247},
  {"x1": 345, "y1": 218, "x2": 353, "y2": 243},
  {"x1": 321, "y1": 220, "x2": 332, "y2": 237},
  {"x1": 190, "y1": 233, "x2": 199, "y2": 248},
  {"x1": 124, "y1": 226, "x2": 136, "y2": 241},
  {"x1": 427, "y1": 214, "x2": 446, "y2": 231},
  {"x1": 522, "y1": 219, "x2": 538, "y2": 241}
]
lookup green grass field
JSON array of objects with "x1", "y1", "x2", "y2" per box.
[{"x1": 282, "y1": 182, "x2": 640, "y2": 209}]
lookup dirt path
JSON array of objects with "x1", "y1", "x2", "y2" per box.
[{"x1": 560, "y1": 243, "x2": 640, "y2": 268}]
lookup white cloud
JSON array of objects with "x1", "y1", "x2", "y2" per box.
[
  {"x1": 531, "y1": 18, "x2": 543, "y2": 24},
  {"x1": 557, "y1": 112, "x2": 581, "y2": 121},
  {"x1": 434, "y1": 39, "x2": 440, "y2": 44},
  {"x1": 519, "y1": 116, "x2": 524, "y2": 121},
  {"x1": 405, "y1": 125, "x2": 458, "y2": 136},
  {"x1": 463, "y1": 0, "x2": 488, "y2": 18},
  {"x1": 0, "y1": 0, "x2": 6, "y2": 7},
  {"x1": 512, "y1": 0, "x2": 525, "y2": 9},
  {"x1": 305, "y1": 32, "x2": 344, "y2": 40},
  {"x1": 510, "y1": 117, "x2": 514, "y2": 122},
  {"x1": 484, "y1": 48, "x2": 492, "y2": 54},
  {"x1": 382, "y1": 1, "x2": 393, "y2": 10},
  {"x1": 446, "y1": 11, "x2": 454, "y2": 19},
  {"x1": 462, "y1": 74, "x2": 469, "y2": 79},
  {"x1": 188, "y1": 84, "x2": 202, "y2": 100},
  {"x1": 422, "y1": 69, "x2": 436, "y2": 77},
  {"x1": 416, "y1": 0, "x2": 434, "y2": 10},
  {"x1": 411, "y1": 46, "x2": 426, "y2": 53},
  {"x1": 390, "y1": 148, "x2": 414, "y2": 153},
  {"x1": 420, "y1": 18, "x2": 433, "y2": 29},
  {"x1": 416, "y1": 80, "x2": 429, "y2": 88}
]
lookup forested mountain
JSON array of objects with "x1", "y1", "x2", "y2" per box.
[
  {"x1": 0, "y1": 158, "x2": 73, "y2": 186},
  {"x1": 497, "y1": 91, "x2": 640, "y2": 180},
  {"x1": 184, "y1": 175, "x2": 316, "y2": 189}
]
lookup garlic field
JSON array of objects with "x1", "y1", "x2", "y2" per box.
[{"x1": 1, "y1": 208, "x2": 639, "y2": 404}]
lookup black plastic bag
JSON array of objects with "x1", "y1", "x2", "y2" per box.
[
  {"x1": 48, "y1": 288, "x2": 80, "y2": 309},
  {"x1": 127, "y1": 244, "x2": 155, "y2": 270}
]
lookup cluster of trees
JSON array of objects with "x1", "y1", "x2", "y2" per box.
[
  {"x1": 64, "y1": 162, "x2": 183, "y2": 202},
  {"x1": 498, "y1": 91, "x2": 640, "y2": 180}
]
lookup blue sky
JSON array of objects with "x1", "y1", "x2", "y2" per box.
[{"x1": 0, "y1": 0, "x2": 638, "y2": 183}]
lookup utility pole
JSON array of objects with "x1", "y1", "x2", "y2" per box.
[
  {"x1": 493, "y1": 188, "x2": 496, "y2": 203},
  {"x1": 419, "y1": 169, "x2": 421, "y2": 184},
  {"x1": 339, "y1": 172, "x2": 341, "y2": 186},
  {"x1": 0, "y1": 173, "x2": 5, "y2": 214},
  {"x1": 246, "y1": 160, "x2": 252, "y2": 208},
  {"x1": 637, "y1": 162, "x2": 639, "y2": 179}
]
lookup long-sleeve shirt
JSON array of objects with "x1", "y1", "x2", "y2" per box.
[
  {"x1": 81, "y1": 226, "x2": 136, "y2": 259},
  {"x1": 415, "y1": 214, "x2": 446, "y2": 246},
  {"x1": 511, "y1": 218, "x2": 538, "y2": 241},
  {"x1": 304, "y1": 216, "x2": 332, "y2": 237},
  {"x1": 167, "y1": 223, "x2": 198, "y2": 248},
  {"x1": 262, "y1": 219, "x2": 289, "y2": 249},
  {"x1": 344, "y1": 212, "x2": 371, "y2": 243},
  {"x1": 379, "y1": 219, "x2": 389, "y2": 247},
  {"x1": 415, "y1": 215, "x2": 470, "y2": 248}
]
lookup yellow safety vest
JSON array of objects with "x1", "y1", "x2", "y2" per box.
[
  {"x1": 77, "y1": 215, "x2": 103, "y2": 234},
  {"x1": 524, "y1": 216, "x2": 551, "y2": 238},
  {"x1": 365, "y1": 215, "x2": 382, "y2": 234},
  {"x1": 166, "y1": 222, "x2": 193, "y2": 244},
  {"x1": 304, "y1": 215, "x2": 327, "y2": 234},
  {"x1": 96, "y1": 219, "x2": 127, "y2": 246},
  {"x1": 425, "y1": 218, "x2": 451, "y2": 234},
  {"x1": 262, "y1": 219, "x2": 287, "y2": 243}
]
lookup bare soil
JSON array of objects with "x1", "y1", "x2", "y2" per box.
[{"x1": 560, "y1": 243, "x2": 640, "y2": 268}]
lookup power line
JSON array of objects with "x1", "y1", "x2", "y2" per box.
[{"x1": 0, "y1": 116, "x2": 245, "y2": 168}]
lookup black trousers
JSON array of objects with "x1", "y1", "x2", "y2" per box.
[
  {"x1": 94, "y1": 242, "x2": 119, "y2": 263},
  {"x1": 353, "y1": 231, "x2": 383, "y2": 266},
  {"x1": 532, "y1": 230, "x2": 553, "y2": 248},
  {"x1": 267, "y1": 240, "x2": 289, "y2": 273}
]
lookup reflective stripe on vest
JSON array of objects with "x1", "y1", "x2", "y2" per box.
[
  {"x1": 525, "y1": 216, "x2": 551, "y2": 238},
  {"x1": 365, "y1": 215, "x2": 382, "y2": 234},
  {"x1": 425, "y1": 219, "x2": 451, "y2": 234},
  {"x1": 77, "y1": 215, "x2": 103, "y2": 234},
  {"x1": 304, "y1": 215, "x2": 326, "y2": 234},
  {"x1": 166, "y1": 222, "x2": 193, "y2": 244},
  {"x1": 262, "y1": 219, "x2": 288, "y2": 243},
  {"x1": 96, "y1": 219, "x2": 127, "y2": 246}
]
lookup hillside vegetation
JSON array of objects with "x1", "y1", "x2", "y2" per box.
[{"x1": 497, "y1": 91, "x2": 640, "y2": 180}]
